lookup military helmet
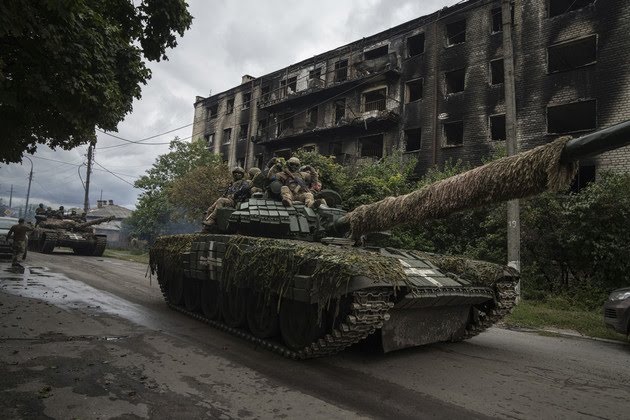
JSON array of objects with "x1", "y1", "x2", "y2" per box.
[
  {"x1": 232, "y1": 166, "x2": 245, "y2": 174},
  {"x1": 38, "y1": 203, "x2": 44, "y2": 207},
  {"x1": 248, "y1": 167, "x2": 261, "y2": 178},
  {"x1": 287, "y1": 157, "x2": 301, "y2": 166}
]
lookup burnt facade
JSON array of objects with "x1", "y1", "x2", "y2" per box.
[{"x1": 192, "y1": 0, "x2": 630, "y2": 179}]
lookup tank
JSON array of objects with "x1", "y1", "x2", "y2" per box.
[
  {"x1": 150, "y1": 120, "x2": 630, "y2": 359},
  {"x1": 29, "y1": 216, "x2": 115, "y2": 256}
]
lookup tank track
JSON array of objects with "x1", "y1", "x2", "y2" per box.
[
  {"x1": 41, "y1": 232, "x2": 58, "y2": 254},
  {"x1": 464, "y1": 279, "x2": 519, "y2": 339},
  {"x1": 157, "y1": 275, "x2": 394, "y2": 359},
  {"x1": 92, "y1": 236, "x2": 107, "y2": 257}
]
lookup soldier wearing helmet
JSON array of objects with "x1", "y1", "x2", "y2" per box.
[
  {"x1": 248, "y1": 167, "x2": 265, "y2": 194},
  {"x1": 203, "y1": 166, "x2": 252, "y2": 228},
  {"x1": 269, "y1": 156, "x2": 326, "y2": 208}
]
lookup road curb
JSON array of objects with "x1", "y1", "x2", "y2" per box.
[{"x1": 503, "y1": 325, "x2": 628, "y2": 345}]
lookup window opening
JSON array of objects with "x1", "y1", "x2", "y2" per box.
[
  {"x1": 226, "y1": 98, "x2": 234, "y2": 114},
  {"x1": 445, "y1": 68, "x2": 465, "y2": 94},
  {"x1": 280, "y1": 76, "x2": 297, "y2": 96},
  {"x1": 204, "y1": 133, "x2": 215, "y2": 148},
  {"x1": 406, "y1": 79, "x2": 423, "y2": 103},
  {"x1": 490, "y1": 114, "x2": 506, "y2": 141},
  {"x1": 363, "y1": 88, "x2": 387, "y2": 111},
  {"x1": 261, "y1": 85, "x2": 270, "y2": 101},
  {"x1": 222, "y1": 128, "x2": 232, "y2": 145},
  {"x1": 549, "y1": 0, "x2": 595, "y2": 17},
  {"x1": 570, "y1": 165, "x2": 596, "y2": 192},
  {"x1": 242, "y1": 92, "x2": 251, "y2": 110},
  {"x1": 307, "y1": 106, "x2": 318, "y2": 126},
  {"x1": 277, "y1": 113, "x2": 294, "y2": 136},
  {"x1": 208, "y1": 104, "x2": 218, "y2": 119},
  {"x1": 335, "y1": 99, "x2": 346, "y2": 123},
  {"x1": 359, "y1": 135, "x2": 383, "y2": 158},
  {"x1": 274, "y1": 149, "x2": 292, "y2": 159},
  {"x1": 404, "y1": 129, "x2": 422, "y2": 152},
  {"x1": 547, "y1": 100, "x2": 596, "y2": 134},
  {"x1": 548, "y1": 35, "x2": 597, "y2": 73},
  {"x1": 491, "y1": 5, "x2": 514, "y2": 33},
  {"x1": 309, "y1": 68, "x2": 322, "y2": 80},
  {"x1": 334, "y1": 59, "x2": 348, "y2": 82},
  {"x1": 490, "y1": 59, "x2": 504, "y2": 84},
  {"x1": 255, "y1": 154, "x2": 264, "y2": 169},
  {"x1": 443, "y1": 121, "x2": 464, "y2": 146},
  {"x1": 328, "y1": 141, "x2": 342, "y2": 156},
  {"x1": 239, "y1": 124, "x2": 248, "y2": 141},
  {"x1": 364, "y1": 45, "x2": 388, "y2": 60},
  {"x1": 446, "y1": 20, "x2": 466, "y2": 46},
  {"x1": 407, "y1": 33, "x2": 425, "y2": 57}
]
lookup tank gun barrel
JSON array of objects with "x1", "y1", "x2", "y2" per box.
[
  {"x1": 74, "y1": 215, "x2": 115, "y2": 230},
  {"x1": 337, "y1": 120, "x2": 630, "y2": 238}
]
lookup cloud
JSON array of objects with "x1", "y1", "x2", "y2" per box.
[{"x1": 0, "y1": 0, "x2": 461, "y2": 212}]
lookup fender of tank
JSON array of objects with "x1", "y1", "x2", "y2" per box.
[
  {"x1": 29, "y1": 216, "x2": 114, "y2": 256},
  {"x1": 150, "y1": 120, "x2": 630, "y2": 359}
]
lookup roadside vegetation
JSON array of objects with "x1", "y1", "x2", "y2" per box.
[{"x1": 124, "y1": 142, "x2": 630, "y2": 337}]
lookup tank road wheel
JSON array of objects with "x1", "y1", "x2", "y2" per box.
[
  {"x1": 247, "y1": 292, "x2": 279, "y2": 339},
  {"x1": 200, "y1": 281, "x2": 221, "y2": 320},
  {"x1": 184, "y1": 279, "x2": 202, "y2": 312},
  {"x1": 221, "y1": 287, "x2": 248, "y2": 328},
  {"x1": 92, "y1": 236, "x2": 107, "y2": 257},
  {"x1": 279, "y1": 299, "x2": 326, "y2": 351},
  {"x1": 168, "y1": 273, "x2": 185, "y2": 305}
]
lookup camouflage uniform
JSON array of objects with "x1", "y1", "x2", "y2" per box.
[
  {"x1": 203, "y1": 167, "x2": 251, "y2": 226},
  {"x1": 271, "y1": 157, "x2": 326, "y2": 208},
  {"x1": 248, "y1": 167, "x2": 264, "y2": 194},
  {"x1": 6, "y1": 220, "x2": 33, "y2": 265}
]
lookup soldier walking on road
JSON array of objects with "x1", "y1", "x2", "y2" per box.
[{"x1": 6, "y1": 218, "x2": 34, "y2": 266}]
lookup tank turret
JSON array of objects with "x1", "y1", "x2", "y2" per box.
[{"x1": 150, "y1": 120, "x2": 630, "y2": 359}]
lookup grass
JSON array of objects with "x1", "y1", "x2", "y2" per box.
[
  {"x1": 505, "y1": 298, "x2": 628, "y2": 342},
  {"x1": 103, "y1": 249, "x2": 149, "y2": 265}
]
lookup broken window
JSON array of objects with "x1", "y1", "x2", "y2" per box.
[
  {"x1": 242, "y1": 92, "x2": 251, "y2": 110},
  {"x1": 406, "y1": 79, "x2": 423, "y2": 103},
  {"x1": 443, "y1": 121, "x2": 464, "y2": 146},
  {"x1": 309, "y1": 68, "x2": 322, "y2": 80},
  {"x1": 261, "y1": 85, "x2": 270, "y2": 102},
  {"x1": 204, "y1": 133, "x2": 215, "y2": 148},
  {"x1": 208, "y1": 104, "x2": 218, "y2": 119},
  {"x1": 446, "y1": 19, "x2": 466, "y2": 46},
  {"x1": 280, "y1": 76, "x2": 297, "y2": 96},
  {"x1": 491, "y1": 4, "x2": 514, "y2": 33},
  {"x1": 445, "y1": 68, "x2": 465, "y2": 94},
  {"x1": 547, "y1": 100, "x2": 596, "y2": 134},
  {"x1": 307, "y1": 106, "x2": 318, "y2": 126},
  {"x1": 406, "y1": 33, "x2": 425, "y2": 57},
  {"x1": 258, "y1": 118, "x2": 268, "y2": 135},
  {"x1": 490, "y1": 59, "x2": 504, "y2": 84},
  {"x1": 359, "y1": 135, "x2": 383, "y2": 158},
  {"x1": 363, "y1": 88, "x2": 387, "y2": 111},
  {"x1": 334, "y1": 99, "x2": 346, "y2": 123},
  {"x1": 328, "y1": 141, "x2": 342, "y2": 156},
  {"x1": 549, "y1": 0, "x2": 595, "y2": 17},
  {"x1": 222, "y1": 128, "x2": 232, "y2": 145},
  {"x1": 334, "y1": 59, "x2": 348, "y2": 82},
  {"x1": 239, "y1": 124, "x2": 248, "y2": 141},
  {"x1": 364, "y1": 45, "x2": 388, "y2": 60},
  {"x1": 226, "y1": 98, "x2": 234, "y2": 114},
  {"x1": 277, "y1": 113, "x2": 294, "y2": 136},
  {"x1": 404, "y1": 129, "x2": 422, "y2": 152},
  {"x1": 490, "y1": 114, "x2": 506, "y2": 141},
  {"x1": 301, "y1": 145, "x2": 316, "y2": 153},
  {"x1": 548, "y1": 35, "x2": 597, "y2": 73}
]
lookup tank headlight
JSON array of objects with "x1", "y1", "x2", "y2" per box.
[{"x1": 609, "y1": 290, "x2": 630, "y2": 301}]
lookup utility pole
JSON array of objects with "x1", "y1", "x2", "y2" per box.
[
  {"x1": 9, "y1": 185, "x2": 13, "y2": 208},
  {"x1": 24, "y1": 156, "x2": 33, "y2": 219},
  {"x1": 83, "y1": 141, "x2": 95, "y2": 214},
  {"x1": 502, "y1": 0, "x2": 521, "y2": 277}
]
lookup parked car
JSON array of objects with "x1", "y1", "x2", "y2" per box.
[
  {"x1": 604, "y1": 288, "x2": 630, "y2": 335},
  {"x1": 0, "y1": 216, "x2": 19, "y2": 260}
]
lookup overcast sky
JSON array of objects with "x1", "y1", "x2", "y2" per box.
[{"x1": 0, "y1": 0, "x2": 461, "y2": 212}]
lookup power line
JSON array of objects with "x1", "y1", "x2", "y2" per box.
[{"x1": 93, "y1": 160, "x2": 140, "y2": 189}]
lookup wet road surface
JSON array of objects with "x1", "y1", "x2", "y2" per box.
[{"x1": 1, "y1": 251, "x2": 629, "y2": 419}]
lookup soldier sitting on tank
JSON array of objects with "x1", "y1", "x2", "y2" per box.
[
  {"x1": 35, "y1": 203, "x2": 47, "y2": 225},
  {"x1": 202, "y1": 166, "x2": 251, "y2": 227},
  {"x1": 54, "y1": 206, "x2": 65, "y2": 219},
  {"x1": 248, "y1": 167, "x2": 265, "y2": 194},
  {"x1": 269, "y1": 157, "x2": 326, "y2": 208}
]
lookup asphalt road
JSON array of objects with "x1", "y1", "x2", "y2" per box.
[{"x1": 1, "y1": 251, "x2": 628, "y2": 419}]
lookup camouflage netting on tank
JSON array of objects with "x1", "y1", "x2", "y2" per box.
[
  {"x1": 411, "y1": 251, "x2": 519, "y2": 287},
  {"x1": 149, "y1": 234, "x2": 207, "y2": 277},
  {"x1": 222, "y1": 236, "x2": 410, "y2": 315},
  {"x1": 347, "y1": 137, "x2": 578, "y2": 239}
]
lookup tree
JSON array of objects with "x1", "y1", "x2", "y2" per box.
[
  {"x1": 126, "y1": 138, "x2": 223, "y2": 241},
  {"x1": 0, "y1": 0, "x2": 193, "y2": 163}
]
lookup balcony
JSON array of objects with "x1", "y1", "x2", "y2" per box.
[
  {"x1": 258, "y1": 53, "x2": 400, "y2": 112},
  {"x1": 254, "y1": 108, "x2": 400, "y2": 145}
]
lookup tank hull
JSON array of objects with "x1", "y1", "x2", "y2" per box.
[
  {"x1": 150, "y1": 233, "x2": 518, "y2": 358},
  {"x1": 28, "y1": 228, "x2": 108, "y2": 256}
]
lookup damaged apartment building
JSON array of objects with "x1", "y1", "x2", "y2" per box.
[{"x1": 192, "y1": 0, "x2": 630, "y2": 183}]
